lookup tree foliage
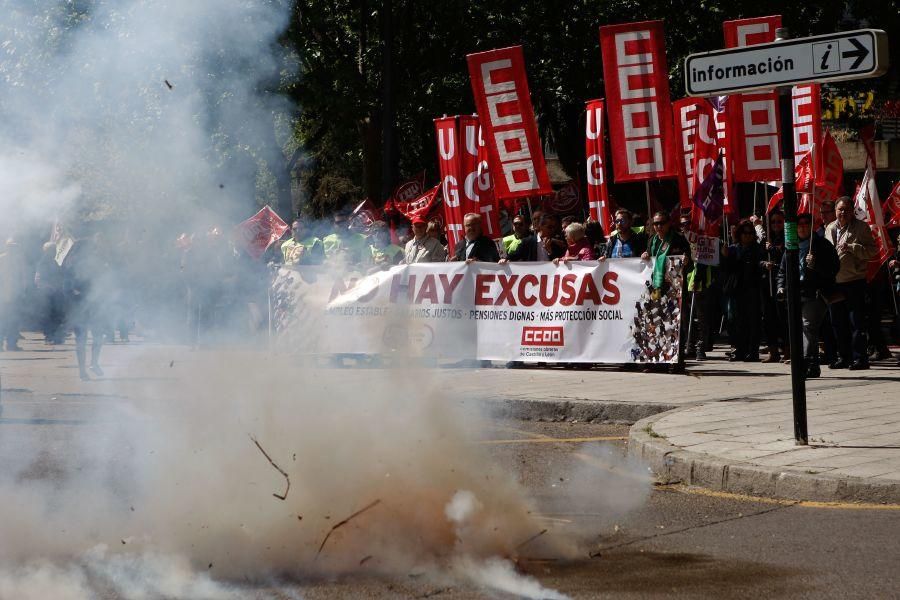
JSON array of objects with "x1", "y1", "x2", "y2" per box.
[{"x1": 282, "y1": 0, "x2": 897, "y2": 217}]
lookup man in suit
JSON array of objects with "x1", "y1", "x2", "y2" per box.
[{"x1": 453, "y1": 213, "x2": 500, "y2": 263}]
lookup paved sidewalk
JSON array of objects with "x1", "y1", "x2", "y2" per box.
[{"x1": 629, "y1": 360, "x2": 900, "y2": 503}]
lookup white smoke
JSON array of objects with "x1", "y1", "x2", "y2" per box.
[{"x1": 0, "y1": 1, "x2": 650, "y2": 597}]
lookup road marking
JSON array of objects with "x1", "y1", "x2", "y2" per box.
[
  {"x1": 476, "y1": 436, "x2": 628, "y2": 445},
  {"x1": 658, "y1": 484, "x2": 900, "y2": 511}
]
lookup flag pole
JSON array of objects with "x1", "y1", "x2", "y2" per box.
[
  {"x1": 644, "y1": 181, "x2": 652, "y2": 221},
  {"x1": 752, "y1": 182, "x2": 758, "y2": 216}
]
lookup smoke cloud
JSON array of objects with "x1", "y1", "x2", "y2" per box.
[{"x1": 0, "y1": 1, "x2": 650, "y2": 597}]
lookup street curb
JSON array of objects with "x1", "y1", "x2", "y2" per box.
[
  {"x1": 629, "y1": 409, "x2": 900, "y2": 504},
  {"x1": 482, "y1": 397, "x2": 679, "y2": 424}
]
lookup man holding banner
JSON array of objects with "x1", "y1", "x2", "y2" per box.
[{"x1": 452, "y1": 213, "x2": 500, "y2": 263}]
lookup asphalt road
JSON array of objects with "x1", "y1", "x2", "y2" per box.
[{"x1": 1, "y1": 392, "x2": 899, "y2": 599}]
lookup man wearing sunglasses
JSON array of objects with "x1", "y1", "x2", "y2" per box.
[
  {"x1": 642, "y1": 212, "x2": 690, "y2": 293},
  {"x1": 599, "y1": 209, "x2": 647, "y2": 260}
]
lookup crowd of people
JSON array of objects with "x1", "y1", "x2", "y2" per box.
[
  {"x1": 2, "y1": 195, "x2": 899, "y2": 378},
  {"x1": 273, "y1": 198, "x2": 900, "y2": 375}
]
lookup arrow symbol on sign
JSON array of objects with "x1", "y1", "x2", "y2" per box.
[{"x1": 842, "y1": 37, "x2": 869, "y2": 70}]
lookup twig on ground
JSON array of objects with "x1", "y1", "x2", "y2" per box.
[
  {"x1": 316, "y1": 499, "x2": 381, "y2": 558},
  {"x1": 514, "y1": 529, "x2": 548, "y2": 552},
  {"x1": 249, "y1": 434, "x2": 290, "y2": 500}
]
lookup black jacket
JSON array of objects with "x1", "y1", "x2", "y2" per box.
[
  {"x1": 453, "y1": 236, "x2": 500, "y2": 262},
  {"x1": 777, "y1": 235, "x2": 840, "y2": 298},
  {"x1": 505, "y1": 234, "x2": 538, "y2": 262},
  {"x1": 723, "y1": 242, "x2": 764, "y2": 293}
]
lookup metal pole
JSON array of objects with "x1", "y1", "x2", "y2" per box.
[
  {"x1": 753, "y1": 182, "x2": 758, "y2": 216},
  {"x1": 644, "y1": 181, "x2": 652, "y2": 221},
  {"x1": 776, "y1": 27, "x2": 808, "y2": 446}
]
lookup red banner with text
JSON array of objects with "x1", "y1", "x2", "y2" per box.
[
  {"x1": 466, "y1": 46, "x2": 552, "y2": 200},
  {"x1": 435, "y1": 116, "x2": 466, "y2": 254},
  {"x1": 599, "y1": 20, "x2": 678, "y2": 182},
  {"x1": 458, "y1": 115, "x2": 502, "y2": 238},
  {"x1": 584, "y1": 99, "x2": 613, "y2": 231},
  {"x1": 724, "y1": 15, "x2": 782, "y2": 183}
]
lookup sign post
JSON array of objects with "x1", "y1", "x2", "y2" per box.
[
  {"x1": 774, "y1": 29, "x2": 808, "y2": 446},
  {"x1": 684, "y1": 27, "x2": 889, "y2": 445}
]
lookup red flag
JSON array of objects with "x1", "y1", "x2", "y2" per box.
[
  {"x1": 860, "y1": 124, "x2": 877, "y2": 170},
  {"x1": 599, "y1": 20, "x2": 678, "y2": 182},
  {"x1": 766, "y1": 153, "x2": 814, "y2": 214},
  {"x1": 584, "y1": 99, "x2": 613, "y2": 232},
  {"x1": 816, "y1": 130, "x2": 844, "y2": 198},
  {"x1": 234, "y1": 206, "x2": 289, "y2": 260},
  {"x1": 883, "y1": 181, "x2": 900, "y2": 228},
  {"x1": 724, "y1": 16, "x2": 782, "y2": 183},
  {"x1": 466, "y1": 46, "x2": 552, "y2": 199},
  {"x1": 853, "y1": 165, "x2": 895, "y2": 280},
  {"x1": 458, "y1": 115, "x2": 502, "y2": 237},
  {"x1": 709, "y1": 96, "x2": 737, "y2": 217},
  {"x1": 350, "y1": 198, "x2": 380, "y2": 231},
  {"x1": 792, "y1": 85, "x2": 822, "y2": 168},
  {"x1": 434, "y1": 116, "x2": 466, "y2": 254},
  {"x1": 392, "y1": 172, "x2": 426, "y2": 203},
  {"x1": 673, "y1": 98, "x2": 720, "y2": 235}
]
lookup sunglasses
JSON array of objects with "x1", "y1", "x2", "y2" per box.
[
  {"x1": 652, "y1": 221, "x2": 668, "y2": 226},
  {"x1": 615, "y1": 218, "x2": 627, "y2": 224}
]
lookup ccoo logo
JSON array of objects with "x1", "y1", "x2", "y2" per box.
[{"x1": 521, "y1": 326, "x2": 564, "y2": 347}]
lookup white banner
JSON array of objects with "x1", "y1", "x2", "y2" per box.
[{"x1": 272, "y1": 259, "x2": 684, "y2": 364}]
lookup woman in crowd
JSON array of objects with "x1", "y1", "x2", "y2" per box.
[
  {"x1": 722, "y1": 220, "x2": 764, "y2": 362},
  {"x1": 554, "y1": 222, "x2": 597, "y2": 264}
]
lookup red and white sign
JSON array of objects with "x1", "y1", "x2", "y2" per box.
[
  {"x1": 599, "y1": 20, "x2": 678, "y2": 182},
  {"x1": 817, "y1": 130, "x2": 844, "y2": 198},
  {"x1": 674, "y1": 98, "x2": 721, "y2": 235},
  {"x1": 724, "y1": 15, "x2": 782, "y2": 182},
  {"x1": 458, "y1": 115, "x2": 502, "y2": 237},
  {"x1": 522, "y1": 326, "x2": 565, "y2": 347},
  {"x1": 273, "y1": 259, "x2": 681, "y2": 363},
  {"x1": 234, "y1": 206, "x2": 289, "y2": 260},
  {"x1": 585, "y1": 99, "x2": 613, "y2": 231},
  {"x1": 792, "y1": 84, "x2": 822, "y2": 167},
  {"x1": 466, "y1": 46, "x2": 552, "y2": 199},
  {"x1": 435, "y1": 116, "x2": 466, "y2": 254},
  {"x1": 392, "y1": 172, "x2": 426, "y2": 202}
]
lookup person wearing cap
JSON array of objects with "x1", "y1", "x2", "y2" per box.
[
  {"x1": 776, "y1": 213, "x2": 840, "y2": 379},
  {"x1": 404, "y1": 215, "x2": 446, "y2": 264},
  {"x1": 281, "y1": 219, "x2": 324, "y2": 266}
]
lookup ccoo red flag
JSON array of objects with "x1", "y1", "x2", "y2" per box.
[
  {"x1": 853, "y1": 165, "x2": 895, "y2": 281},
  {"x1": 599, "y1": 20, "x2": 678, "y2": 182},
  {"x1": 466, "y1": 46, "x2": 552, "y2": 200},
  {"x1": 584, "y1": 99, "x2": 613, "y2": 232}
]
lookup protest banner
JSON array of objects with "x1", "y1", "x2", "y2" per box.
[
  {"x1": 692, "y1": 234, "x2": 720, "y2": 266},
  {"x1": 466, "y1": 46, "x2": 552, "y2": 199},
  {"x1": 271, "y1": 258, "x2": 685, "y2": 364},
  {"x1": 585, "y1": 99, "x2": 613, "y2": 231},
  {"x1": 599, "y1": 20, "x2": 678, "y2": 182},
  {"x1": 434, "y1": 116, "x2": 466, "y2": 253},
  {"x1": 458, "y1": 114, "x2": 502, "y2": 237},
  {"x1": 853, "y1": 165, "x2": 895, "y2": 281}
]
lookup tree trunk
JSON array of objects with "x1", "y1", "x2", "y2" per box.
[{"x1": 380, "y1": 0, "x2": 396, "y2": 202}]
